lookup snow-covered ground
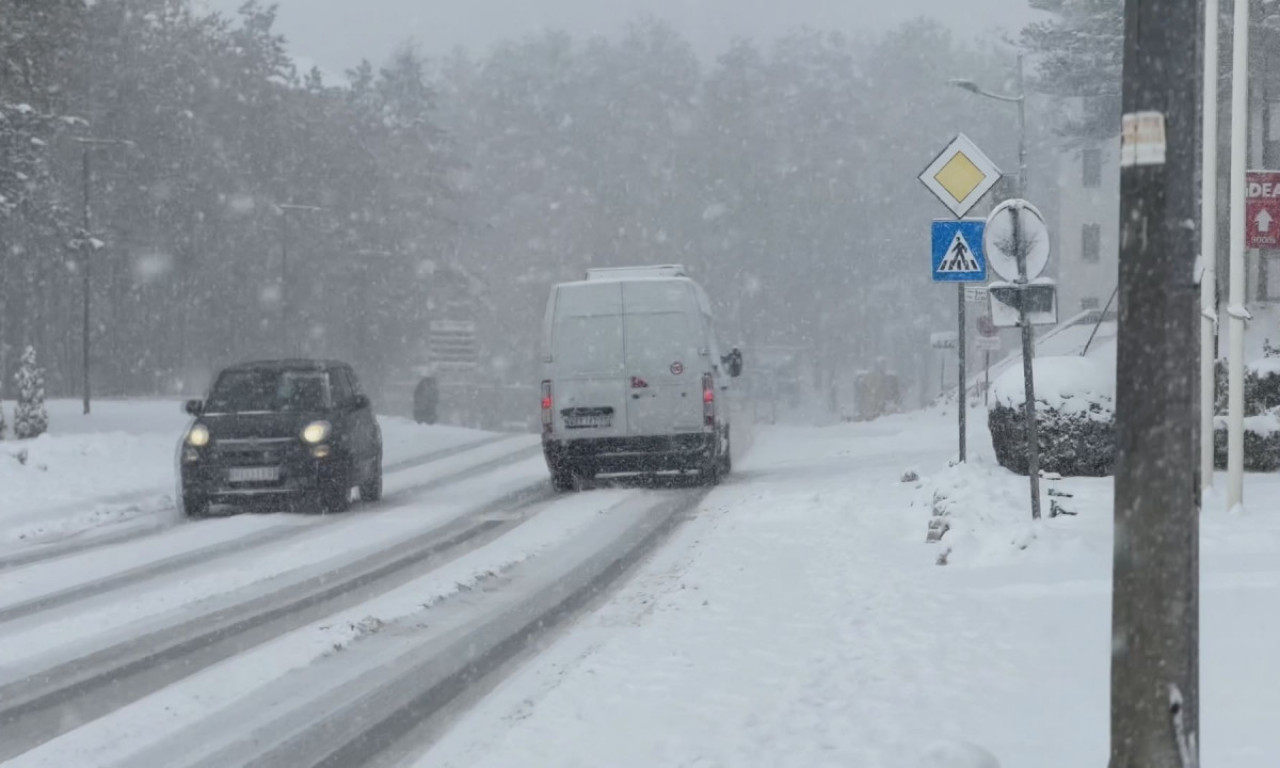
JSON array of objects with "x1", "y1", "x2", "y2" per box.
[
  {"x1": 422, "y1": 406, "x2": 1280, "y2": 768},
  {"x1": 0, "y1": 399, "x2": 504, "y2": 550}
]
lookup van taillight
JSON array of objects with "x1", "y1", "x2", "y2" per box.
[
  {"x1": 702, "y1": 373, "x2": 715, "y2": 427},
  {"x1": 541, "y1": 381, "x2": 553, "y2": 433}
]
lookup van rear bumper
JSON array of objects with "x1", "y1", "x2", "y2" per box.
[{"x1": 542, "y1": 433, "x2": 715, "y2": 474}]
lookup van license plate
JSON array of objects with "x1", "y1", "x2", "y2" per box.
[
  {"x1": 229, "y1": 466, "x2": 280, "y2": 482},
  {"x1": 564, "y1": 413, "x2": 612, "y2": 429}
]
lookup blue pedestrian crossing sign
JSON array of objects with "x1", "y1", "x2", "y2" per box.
[{"x1": 931, "y1": 219, "x2": 987, "y2": 283}]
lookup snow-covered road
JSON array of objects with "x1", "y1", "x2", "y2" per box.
[
  {"x1": 2, "y1": 401, "x2": 1278, "y2": 767},
  {"x1": 421, "y1": 409, "x2": 1280, "y2": 768}
]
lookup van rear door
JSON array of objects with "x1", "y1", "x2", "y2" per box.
[
  {"x1": 550, "y1": 282, "x2": 627, "y2": 437},
  {"x1": 621, "y1": 281, "x2": 705, "y2": 436}
]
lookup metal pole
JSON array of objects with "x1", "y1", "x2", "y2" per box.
[
  {"x1": 1111, "y1": 0, "x2": 1201, "y2": 761},
  {"x1": 280, "y1": 210, "x2": 290, "y2": 354},
  {"x1": 1201, "y1": 0, "x2": 1221, "y2": 492},
  {"x1": 1228, "y1": 0, "x2": 1250, "y2": 511},
  {"x1": 1014, "y1": 204, "x2": 1041, "y2": 520},
  {"x1": 81, "y1": 146, "x2": 92, "y2": 416},
  {"x1": 984, "y1": 350, "x2": 991, "y2": 407},
  {"x1": 958, "y1": 284, "x2": 967, "y2": 462},
  {"x1": 1016, "y1": 54, "x2": 1028, "y2": 198}
]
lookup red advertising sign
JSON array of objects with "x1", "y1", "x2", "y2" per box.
[{"x1": 1247, "y1": 170, "x2": 1280, "y2": 249}]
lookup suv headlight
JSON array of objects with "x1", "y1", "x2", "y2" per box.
[
  {"x1": 187, "y1": 424, "x2": 210, "y2": 447},
  {"x1": 302, "y1": 421, "x2": 331, "y2": 444}
]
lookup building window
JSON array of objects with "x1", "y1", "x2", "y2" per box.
[
  {"x1": 1082, "y1": 147, "x2": 1102, "y2": 188},
  {"x1": 1081, "y1": 297, "x2": 1100, "y2": 310},
  {"x1": 1082, "y1": 223, "x2": 1101, "y2": 263}
]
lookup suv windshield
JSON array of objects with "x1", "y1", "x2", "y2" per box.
[{"x1": 205, "y1": 370, "x2": 330, "y2": 413}]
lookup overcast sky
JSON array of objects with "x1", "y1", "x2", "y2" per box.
[{"x1": 197, "y1": 0, "x2": 1042, "y2": 75}]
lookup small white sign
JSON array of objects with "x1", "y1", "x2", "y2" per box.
[
  {"x1": 974, "y1": 335, "x2": 1003, "y2": 352},
  {"x1": 984, "y1": 199, "x2": 1052, "y2": 283},
  {"x1": 919, "y1": 133, "x2": 1003, "y2": 218},
  {"x1": 965, "y1": 286, "x2": 988, "y2": 303},
  {"x1": 1120, "y1": 111, "x2": 1167, "y2": 168},
  {"x1": 930, "y1": 331, "x2": 959, "y2": 350}
]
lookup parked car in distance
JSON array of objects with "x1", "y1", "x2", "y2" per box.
[
  {"x1": 540, "y1": 264, "x2": 742, "y2": 491},
  {"x1": 179, "y1": 359, "x2": 382, "y2": 517}
]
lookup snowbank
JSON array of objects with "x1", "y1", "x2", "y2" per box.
[
  {"x1": 1247, "y1": 357, "x2": 1280, "y2": 377},
  {"x1": 989, "y1": 341, "x2": 1115, "y2": 416}
]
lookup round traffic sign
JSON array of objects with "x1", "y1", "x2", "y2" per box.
[
  {"x1": 984, "y1": 199, "x2": 1051, "y2": 282},
  {"x1": 977, "y1": 315, "x2": 998, "y2": 337},
  {"x1": 670, "y1": 361, "x2": 684, "y2": 375}
]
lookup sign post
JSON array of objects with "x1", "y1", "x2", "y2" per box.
[
  {"x1": 985, "y1": 199, "x2": 1054, "y2": 521},
  {"x1": 920, "y1": 134, "x2": 1000, "y2": 464},
  {"x1": 976, "y1": 315, "x2": 1000, "y2": 405}
]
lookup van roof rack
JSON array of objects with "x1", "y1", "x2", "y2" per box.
[{"x1": 584, "y1": 264, "x2": 688, "y2": 281}]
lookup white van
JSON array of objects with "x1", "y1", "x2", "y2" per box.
[{"x1": 539, "y1": 265, "x2": 743, "y2": 490}]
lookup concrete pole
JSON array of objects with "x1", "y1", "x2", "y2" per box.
[
  {"x1": 1227, "y1": 0, "x2": 1250, "y2": 511},
  {"x1": 1111, "y1": 0, "x2": 1201, "y2": 760},
  {"x1": 1201, "y1": 0, "x2": 1220, "y2": 493}
]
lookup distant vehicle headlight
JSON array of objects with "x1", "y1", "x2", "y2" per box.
[
  {"x1": 302, "y1": 421, "x2": 331, "y2": 444},
  {"x1": 187, "y1": 424, "x2": 210, "y2": 447}
]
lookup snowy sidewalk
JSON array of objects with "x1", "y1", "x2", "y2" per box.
[{"x1": 421, "y1": 407, "x2": 1280, "y2": 768}]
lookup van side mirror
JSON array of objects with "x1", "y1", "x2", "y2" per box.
[
  {"x1": 723, "y1": 349, "x2": 743, "y2": 378},
  {"x1": 351, "y1": 394, "x2": 371, "y2": 411},
  {"x1": 184, "y1": 399, "x2": 204, "y2": 416}
]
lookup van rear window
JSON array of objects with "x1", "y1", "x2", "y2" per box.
[
  {"x1": 556, "y1": 282, "x2": 622, "y2": 317},
  {"x1": 624, "y1": 312, "x2": 700, "y2": 371},
  {"x1": 553, "y1": 315, "x2": 625, "y2": 375},
  {"x1": 622, "y1": 280, "x2": 692, "y2": 313}
]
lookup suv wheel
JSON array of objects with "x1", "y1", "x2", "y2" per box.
[
  {"x1": 359, "y1": 463, "x2": 383, "y2": 503},
  {"x1": 319, "y1": 469, "x2": 352, "y2": 513},
  {"x1": 183, "y1": 491, "x2": 209, "y2": 519}
]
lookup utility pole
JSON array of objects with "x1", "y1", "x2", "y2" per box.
[
  {"x1": 1111, "y1": 0, "x2": 1200, "y2": 766},
  {"x1": 1227, "y1": 0, "x2": 1253, "y2": 510},
  {"x1": 72, "y1": 137, "x2": 135, "y2": 415},
  {"x1": 1201, "y1": 0, "x2": 1221, "y2": 492},
  {"x1": 81, "y1": 145, "x2": 92, "y2": 416}
]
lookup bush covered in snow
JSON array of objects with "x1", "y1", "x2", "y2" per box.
[
  {"x1": 988, "y1": 352, "x2": 1115, "y2": 477},
  {"x1": 1213, "y1": 410, "x2": 1280, "y2": 472},
  {"x1": 1214, "y1": 358, "x2": 1280, "y2": 416}
]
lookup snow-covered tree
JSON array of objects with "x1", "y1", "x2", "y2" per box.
[
  {"x1": 1020, "y1": 0, "x2": 1123, "y2": 143},
  {"x1": 13, "y1": 345, "x2": 47, "y2": 439}
]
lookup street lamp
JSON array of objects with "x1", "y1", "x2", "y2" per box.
[
  {"x1": 948, "y1": 54, "x2": 1028, "y2": 198},
  {"x1": 276, "y1": 203, "x2": 326, "y2": 353},
  {"x1": 71, "y1": 137, "x2": 136, "y2": 416}
]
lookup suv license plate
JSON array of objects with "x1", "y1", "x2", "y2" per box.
[
  {"x1": 564, "y1": 414, "x2": 612, "y2": 430},
  {"x1": 229, "y1": 466, "x2": 280, "y2": 483}
]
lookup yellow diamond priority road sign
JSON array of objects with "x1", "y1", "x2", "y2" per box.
[{"x1": 919, "y1": 133, "x2": 1002, "y2": 218}]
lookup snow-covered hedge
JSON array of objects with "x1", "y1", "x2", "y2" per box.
[
  {"x1": 1214, "y1": 358, "x2": 1280, "y2": 416},
  {"x1": 1213, "y1": 411, "x2": 1280, "y2": 472},
  {"x1": 988, "y1": 352, "x2": 1116, "y2": 477}
]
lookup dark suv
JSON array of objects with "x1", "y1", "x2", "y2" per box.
[{"x1": 179, "y1": 359, "x2": 383, "y2": 517}]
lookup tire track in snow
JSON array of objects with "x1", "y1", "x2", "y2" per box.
[
  {"x1": 0, "y1": 479, "x2": 555, "y2": 763},
  {"x1": 0, "y1": 434, "x2": 531, "y2": 573},
  {"x1": 0, "y1": 438, "x2": 541, "y2": 627}
]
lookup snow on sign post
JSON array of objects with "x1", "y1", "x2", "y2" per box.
[
  {"x1": 1246, "y1": 170, "x2": 1280, "y2": 249},
  {"x1": 985, "y1": 198, "x2": 1054, "y2": 521},
  {"x1": 920, "y1": 135, "x2": 1002, "y2": 465}
]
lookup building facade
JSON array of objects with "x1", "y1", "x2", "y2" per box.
[{"x1": 1054, "y1": 113, "x2": 1120, "y2": 319}]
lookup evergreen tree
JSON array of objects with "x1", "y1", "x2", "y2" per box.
[
  {"x1": 1019, "y1": 0, "x2": 1123, "y2": 143},
  {"x1": 13, "y1": 345, "x2": 48, "y2": 439}
]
